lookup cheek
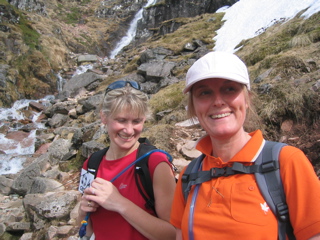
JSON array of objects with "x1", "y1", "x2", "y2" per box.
[
  {"x1": 135, "y1": 123, "x2": 145, "y2": 132},
  {"x1": 105, "y1": 121, "x2": 120, "y2": 133},
  {"x1": 193, "y1": 98, "x2": 209, "y2": 113}
]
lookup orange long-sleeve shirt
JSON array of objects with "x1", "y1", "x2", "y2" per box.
[{"x1": 170, "y1": 130, "x2": 320, "y2": 240}]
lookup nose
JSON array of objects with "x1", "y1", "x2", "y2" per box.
[
  {"x1": 123, "y1": 122, "x2": 134, "y2": 135},
  {"x1": 211, "y1": 92, "x2": 224, "y2": 107}
]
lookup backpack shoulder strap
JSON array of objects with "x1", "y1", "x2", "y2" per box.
[
  {"x1": 254, "y1": 141, "x2": 295, "y2": 240},
  {"x1": 87, "y1": 147, "x2": 109, "y2": 177},
  {"x1": 134, "y1": 138, "x2": 158, "y2": 213},
  {"x1": 181, "y1": 154, "x2": 205, "y2": 202}
]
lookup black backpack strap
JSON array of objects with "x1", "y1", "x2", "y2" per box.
[
  {"x1": 180, "y1": 141, "x2": 295, "y2": 239},
  {"x1": 134, "y1": 138, "x2": 158, "y2": 213},
  {"x1": 255, "y1": 141, "x2": 295, "y2": 240},
  {"x1": 87, "y1": 147, "x2": 109, "y2": 177},
  {"x1": 181, "y1": 154, "x2": 205, "y2": 202},
  {"x1": 181, "y1": 154, "x2": 263, "y2": 201}
]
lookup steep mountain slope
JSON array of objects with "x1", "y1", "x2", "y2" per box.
[
  {"x1": 0, "y1": 1, "x2": 319, "y2": 239},
  {"x1": 0, "y1": 0, "x2": 319, "y2": 165}
]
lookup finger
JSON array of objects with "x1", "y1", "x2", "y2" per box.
[
  {"x1": 93, "y1": 177, "x2": 108, "y2": 184},
  {"x1": 84, "y1": 188, "x2": 94, "y2": 195},
  {"x1": 87, "y1": 200, "x2": 92, "y2": 207}
]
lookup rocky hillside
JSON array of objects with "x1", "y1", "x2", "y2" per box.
[
  {"x1": 0, "y1": 0, "x2": 237, "y2": 107},
  {"x1": 0, "y1": 0, "x2": 320, "y2": 239}
]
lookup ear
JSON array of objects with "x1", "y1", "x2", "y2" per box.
[
  {"x1": 245, "y1": 102, "x2": 249, "y2": 109},
  {"x1": 100, "y1": 111, "x2": 108, "y2": 125}
]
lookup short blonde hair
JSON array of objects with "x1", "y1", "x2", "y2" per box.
[{"x1": 100, "y1": 85, "x2": 150, "y2": 119}]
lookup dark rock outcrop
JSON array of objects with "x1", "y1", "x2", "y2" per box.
[{"x1": 135, "y1": 0, "x2": 238, "y2": 42}]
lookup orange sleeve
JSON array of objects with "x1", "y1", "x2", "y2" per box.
[{"x1": 280, "y1": 146, "x2": 320, "y2": 240}]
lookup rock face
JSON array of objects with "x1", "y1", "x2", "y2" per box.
[
  {"x1": 135, "y1": 0, "x2": 238, "y2": 42},
  {"x1": 7, "y1": 0, "x2": 47, "y2": 15}
]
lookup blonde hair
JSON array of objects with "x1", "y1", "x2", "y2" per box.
[{"x1": 100, "y1": 85, "x2": 150, "y2": 119}]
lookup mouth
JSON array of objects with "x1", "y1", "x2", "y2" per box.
[
  {"x1": 210, "y1": 112, "x2": 231, "y2": 119},
  {"x1": 118, "y1": 133, "x2": 135, "y2": 140}
]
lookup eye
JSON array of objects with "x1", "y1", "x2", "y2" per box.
[
  {"x1": 116, "y1": 118, "x2": 126, "y2": 123},
  {"x1": 222, "y1": 83, "x2": 242, "y2": 94},
  {"x1": 193, "y1": 88, "x2": 212, "y2": 97},
  {"x1": 225, "y1": 86, "x2": 237, "y2": 92},
  {"x1": 200, "y1": 90, "x2": 211, "y2": 95},
  {"x1": 133, "y1": 118, "x2": 144, "y2": 124}
]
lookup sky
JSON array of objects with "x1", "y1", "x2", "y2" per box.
[{"x1": 213, "y1": 0, "x2": 320, "y2": 52}]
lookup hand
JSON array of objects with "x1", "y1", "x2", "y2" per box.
[
  {"x1": 80, "y1": 192, "x2": 98, "y2": 213},
  {"x1": 84, "y1": 177, "x2": 126, "y2": 213}
]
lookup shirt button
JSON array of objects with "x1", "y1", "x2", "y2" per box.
[{"x1": 248, "y1": 186, "x2": 255, "y2": 191}]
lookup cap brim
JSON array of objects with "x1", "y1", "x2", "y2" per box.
[{"x1": 183, "y1": 73, "x2": 249, "y2": 94}]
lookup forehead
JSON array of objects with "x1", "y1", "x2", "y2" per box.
[
  {"x1": 193, "y1": 78, "x2": 237, "y2": 88},
  {"x1": 112, "y1": 107, "x2": 145, "y2": 119}
]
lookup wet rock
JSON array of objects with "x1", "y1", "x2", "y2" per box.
[{"x1": 77, "y1": 54, "x2": 98, "y2": 64}]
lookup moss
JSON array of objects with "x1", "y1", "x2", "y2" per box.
[
  {"x1": 256, "y1": 81, "x2": 316, "y2": 127},
  {"x1": 5, "y1": 4, "x2": 41, "y2": 50},
  {"x1": 65, "y1": 149, "x2": 87, "y2": 172},
  {"x1": 141, "y1": 124, "x2": 175, "y2": 153},
  {"x1": 55, "y1": 1, "x2": 92, "y2": 24},
  {"x1": 242, "y1": 12, "x2": 320, "y2": 66},
  {"x1": 0, "y1": 0, "x2": 9, "y2": 5},
  {"x1": 149, "y1": 81, "x2": 185, "y2": 116},
  {"x1": 0, "y1": 232, "x2": 21, "y2": 240},
  {"x1": 124, "y1": 56, "x2": 140, "y2": 73},
  {"x1": 147, "y1": 1, "x2": 166, "y2": 8},
  {"x1": 147, "y1": 13, "x2": 224, "y2": 54}
]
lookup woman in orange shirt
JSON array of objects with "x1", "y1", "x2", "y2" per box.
[{"x1": 170, "y1": 51, "x2": 320, "y2": 240}]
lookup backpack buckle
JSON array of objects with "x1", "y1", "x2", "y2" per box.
[
  {"x1": 181, "y1": 173, "x2": 189, "y2": 183},
  {"x1": 210, "y1": 168, "x2": 226, "y2": 178},
  {"x1": 260, "y1": 160, "x2": 279, "y2": 173},
  {"x1": 276, "y1": 202, "x2": 289, "y2": 222}
]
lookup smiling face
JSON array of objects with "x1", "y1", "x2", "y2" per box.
[
  {"x1": 102, "y1": 106, "x2": 146, "y2": 152},
  {"x1": 191, "y1": 78, "x2": 248, "y2": 140},
  {"x1": 100, "y1": 85, "x2": 150, "y2": 154}
]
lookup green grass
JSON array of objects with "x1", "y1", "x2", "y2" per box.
[
  {"x1": 149, "y1": 81, "x2": 185, "y2": 114},
  {"x1": 256, "y1": 81, "x2": 319, "y2": 128},
  {"x1": 147, "y1": 13, "x2": 224, "y2": 53},
  {"x1": 3, "y1": 2, "x2": 41, "y2": 50},
  {"x1": 242, "y1": 12, "x2": 320, "y2": 66}
]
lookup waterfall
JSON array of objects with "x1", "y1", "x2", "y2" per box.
[
  {"x1": 57, "y1": 72, "x2": 66, "y2": 93},
  {"x1": 109, "y1": 0, "x2": 157, "y2": 59},
  {"x1": 0, "y1": 97, "x2": 54, "y2": 175}
]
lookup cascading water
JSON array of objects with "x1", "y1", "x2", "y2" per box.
[
  {"x1": 0, "y1": 97, "x2": 53, "y2": 175},
  {"x1": 0, "y1": 55, "x2": 101, "y2": 175},
  {"x1": 109, "y1": 0, "x2": 157, "y2": 59}
]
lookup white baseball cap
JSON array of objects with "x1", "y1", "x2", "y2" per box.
[{"x1": 183, "y1": 51, "x2": 250, "y2": 93}]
